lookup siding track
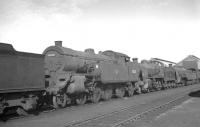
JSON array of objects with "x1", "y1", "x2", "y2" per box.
[{"x1": 65, "y1": 87, "x2": 196, "y2": 127}]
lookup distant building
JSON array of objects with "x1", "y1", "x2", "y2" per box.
[
  {"x1": 150, "y1": 58, "x2": 176, "y2": 67},
  {"x1": 175, "y1": 55, "x2": 200, "y2": 70}
]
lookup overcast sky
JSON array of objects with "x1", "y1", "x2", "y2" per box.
[{"x1": 0, "y1": 0, "x2": 200, "y2": 62}]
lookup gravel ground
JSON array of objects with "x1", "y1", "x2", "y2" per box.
[
  {"x1": 131, "y1": 90, "x2": 200, "y2": 127},
  {"x1": 0, "y1": 85, "x2": 199, "y2": 127}
]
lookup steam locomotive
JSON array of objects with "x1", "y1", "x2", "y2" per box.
[{"x1": 0, "y1": 41, "x2": 199, "y2": 115}]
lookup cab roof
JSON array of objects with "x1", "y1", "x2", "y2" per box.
[{"x1": 102, "y1": 50, "x2": 130, "y2": 59}]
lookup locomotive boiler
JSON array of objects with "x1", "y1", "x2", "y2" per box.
[
  {"x1": 43, "y1": 41, "x2": 142, "y2": 108},
  {"x1": 140, "y1": 59, "x2": 178, "y2": 90},
  {"x1": 175, "y1": 67, "x2": 198, "y2": 85}
]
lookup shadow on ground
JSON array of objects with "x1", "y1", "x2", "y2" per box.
[{"x1": 189, "y1": 90, "x2": 200, "y2": 98}]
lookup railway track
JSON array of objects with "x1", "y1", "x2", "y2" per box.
[
  {"x1": 0, "y1": 84, "x2": 198, "y2": 123},
  {"x1": 65, "y1": 86, "x2": 196, "y2": 127},
  {"x1": 112, "y1": 95, "x2": 188, "y2": 127}
]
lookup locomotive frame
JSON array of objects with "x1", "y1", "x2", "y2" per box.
[{"x1": 0, "y1": 41, "x2": 199, "y2": 116}]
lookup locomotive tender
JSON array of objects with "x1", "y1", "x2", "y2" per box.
[
  {"x1": 0, "y1": 41, "x2": 199, "y2": 115},
  {"x1": 0, "y1": 43, "x2": 45, "y2": 114}
]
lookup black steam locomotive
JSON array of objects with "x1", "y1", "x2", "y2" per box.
[{"x1": 0, "y1": 41, "x2": 199, "y2": 115}]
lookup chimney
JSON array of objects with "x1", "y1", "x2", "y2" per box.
[
  {"x1": 169, "y1": 64, "x2": 172, "y2": 67},
  {"x1": 55, "y1": 41, "x2": 62, "y2": 47}
]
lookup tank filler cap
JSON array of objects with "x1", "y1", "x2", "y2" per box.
[
  {"x1": 132, "y1": 58, "x2": 138, "y2": 63},
  {"x1": 55, "y1": 41, "x2": 62, "y2": 47}
]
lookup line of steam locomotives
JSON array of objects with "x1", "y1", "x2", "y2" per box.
[{"x1": 0, "y1": 41, "x2": 199, "y2": 115}]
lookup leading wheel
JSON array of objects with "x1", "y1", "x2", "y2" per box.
[{"x1": 53, "y1": 93, "x2": 68, "y2": 108}]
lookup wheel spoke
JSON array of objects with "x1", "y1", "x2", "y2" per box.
[
  {"x1": 128, "y1": 87, "x2": 134, "y2": 96},
  {"x1": 91, "y1": 87, "x2": 102, "y2": 103},
  {"x1": 76, "y1": 94, "x2": 86, "y2": 105},
  {"x1": 53, "y1": 93, "x2": 68, "y2": 108},
  {"x1": 102, "y1": 89, "x2": 112, "y2": 100},
  {"x1": 115, "y1": 88, "x2": 125, "y2": 98}
]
